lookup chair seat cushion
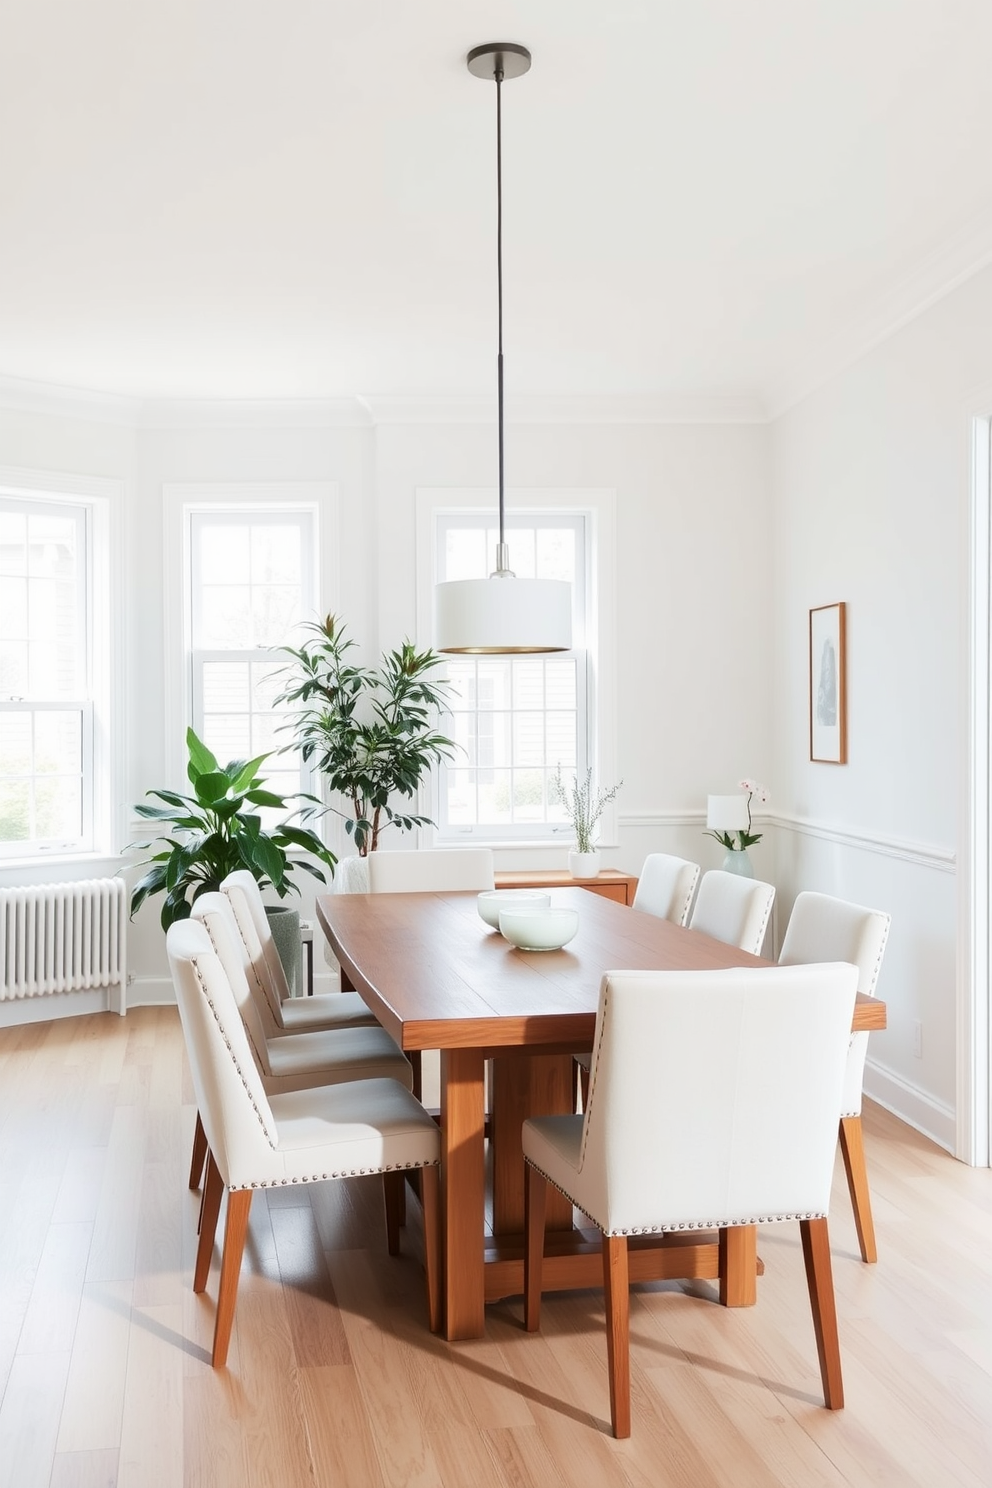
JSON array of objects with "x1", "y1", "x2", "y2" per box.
[
  {"x1": 276, "y1": 990, "x2": 378, "y2": 1032},
  {"x1": 522, "y1": 1114, "x2": 585, "y2": 1192},
  {"x1": 264, "y1": 1025, "x2": 413, "y2": 1091},
  {"x1": 226, "y1": 1077, "x2": 441, "y2": 1188}
]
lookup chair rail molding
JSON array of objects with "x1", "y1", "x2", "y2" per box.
[{"x1": 769, "y1": 812, "x2": 955, "y2": 875}]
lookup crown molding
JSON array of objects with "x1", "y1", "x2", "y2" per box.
[
  {"x1": 361, "y1": 393, "x2": 768, "y2": 425},
  {"x1": 0, "y1": 377, "x2": 766, "y2": 430},
  {"x1": 137, "y1": 397, "x2": 371, "y2": 430},
  {"x1": 0, "y1": 376, "x2": 373, "y2": 430},
  {"x1": 0, "y1": 373, "x2": 142, "y2": 426},
  {"x1": 766, "y1": 201, "x2": 992, "y2": 419}
]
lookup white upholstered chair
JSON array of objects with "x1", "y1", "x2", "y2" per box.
[
  {"x1": 523, "y1": 963, "x2": 859, "y2": 1437},
  {"x1": 186, "y1": 894, "x2": 413, "y2": 1189},
  {"x1": 574, "y1": 853, "x2": 703, "y2": 1093},
  {"x1": 167, "y1": 919, "x2": 440, "y2": 1366},
  {"x1": 367, "y1": 847, "x2": 495, "y2": 1100},
  {"x1": 688, "y1": 869, "x2": 775, "y2": 955},
  {"x1": 220, "y1": 870, "x2": 378, "y2": 1035},
  {"x1": 631, "y1": 853, "x2": 700, "y2": 926},
  {"x1": 779, "y1": 890, "x2": 891, "y2": 1263},
  {"x1": 366, "y1": 847, "x2": 495, "y2": 894}
]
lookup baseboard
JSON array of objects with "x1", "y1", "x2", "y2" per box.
[
  {"x1": 0, "y1": 988, "x2": 118, "y2": 1025},
  {"x1": 127, "y1": 977, "x2": 176, "y2": 1008},
  {"x1": 864, "y1": 1058, "x2": 957, "y2": 1154}
]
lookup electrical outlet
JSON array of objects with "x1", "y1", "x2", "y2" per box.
[{"x1": 912, "y1": 1020, "x2": 923, "y2": 1058}]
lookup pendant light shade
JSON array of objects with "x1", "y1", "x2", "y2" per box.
[
  {"x1": 434, "y1": 573, "x2": 572, "y2": 654},
  {"x1": 434, "y1": 43, "x2": 572, "y2": 656}
]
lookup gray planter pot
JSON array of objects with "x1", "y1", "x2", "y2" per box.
[{"x1": 265, "y1": 905, "x2": 302, "y2": 998}]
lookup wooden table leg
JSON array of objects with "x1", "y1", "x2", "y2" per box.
[
  {"x1": 719, "y1": 1224, "x2": 757, "y2": 1307},
  {"x1": 491, "y1": 1053, "x2": 575, "y2": 1235},
  {"x1": 440, "y1": 1047, "x2": 486, "y2": 1340}
]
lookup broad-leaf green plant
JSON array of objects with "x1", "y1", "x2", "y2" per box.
[
  {"x1": 278, "y1": 614, "x2": 456, "y2": 855},
  {"x1": 128, "y1": 727, "x2": 337, "y2": 929}
]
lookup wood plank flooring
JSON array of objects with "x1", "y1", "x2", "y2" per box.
[{"x1": 1, "y1": 1007, "x2": 991, "y2": 1487}]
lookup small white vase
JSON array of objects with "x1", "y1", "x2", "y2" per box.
[
  {"x1": 721, "y1": 848, "x2": 754, "y2": 878},
  {"x1": 568, "y1": 849, "x2": 601, "y2": 879}
]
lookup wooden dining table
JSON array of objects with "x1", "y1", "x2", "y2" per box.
[{"x1": 316, "y1": 886, "x2": 886, "y2": 1341}]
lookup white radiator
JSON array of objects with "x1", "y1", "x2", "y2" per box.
[{"x1": 0, "y1": 878, "x2": 127, "y2": 1015}]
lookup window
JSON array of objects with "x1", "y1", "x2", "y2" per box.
[
  {"x1": 0, "y1": 494, "x2": 95, "y2": 855},
  {"x1": 427, "y1": 503, "x2": 606, "y2": 842},
  {"x1": 187, "y1": 507, "x2": 316, "y2": 802}
]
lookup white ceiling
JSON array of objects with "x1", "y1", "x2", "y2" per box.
[{"x1": 3, "y1": 0, "x2": 992, "y2": 414}]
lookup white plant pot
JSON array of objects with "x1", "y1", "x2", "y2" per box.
[{"x1": 568, "y1": 849, "x2": 601, "y2": 879}]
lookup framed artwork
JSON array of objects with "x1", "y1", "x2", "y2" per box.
[{"x1": 809, "y1": 602, "x2": 847, "y2": 763}]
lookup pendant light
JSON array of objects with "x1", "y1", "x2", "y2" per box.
[{"x1": 434, "y1": 42, "x2": 572, "y2": 655}]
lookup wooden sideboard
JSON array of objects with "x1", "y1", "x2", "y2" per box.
[{"x1": 494, "y1": 868, "x2": 639, "y2": 905}]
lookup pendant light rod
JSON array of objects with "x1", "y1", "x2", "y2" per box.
[
  {"x1": 496, "y1": 62, "x2": 505, "y2": 559},
  {"x1": 434, "y1": 44, "x2": 571, "y2": 655},
  {"x1": 467, "y1": 42, "x2": 531, "y2": 576}
]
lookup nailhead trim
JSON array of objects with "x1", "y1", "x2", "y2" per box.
[
  {"x1": 198, "y1": 916, "x2": 270, "y2": 1076},
  {"x1": 230, "y1": 1157, "x2": 441, "y2": 1191},
  {"x1": 525, "y1": 1155, "x2": 825, "y2": 1236},
  {"x1": 191, "y1": 953, "x2": 277, "y2": 1149}
]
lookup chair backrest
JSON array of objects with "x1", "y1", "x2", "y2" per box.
[
  {"x1": 779, "y1": 890, "x2": 890, "y2": 1116},
  {"x1": 220, "y1": 869, "x2": 291, "y2": 1020},
  {"x1": 578, "y1": 963, "x2": 859, "y2": 1234},
  {"x1": 632, "y1": 853, "x2": 701, "y2": 926},
  {"x1": 778, "y1": 891, "x2": 890, "y2": 996},
  {"x1": 367, "y1": 848, "x2": 495, "y2": 894},
  {"x1": 189, "y1": 892, "x2": 275, "y2": 1075},
  {"x1": 688, "y1": 870, "x2": 775, "y2": 955},
  {"x1": 167, "y1": 919, "x2": 278, "y2": 1186}
]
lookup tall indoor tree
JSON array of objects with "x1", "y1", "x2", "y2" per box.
[{"x1": 278, "y1": 614, "x2": 456, "y2": 855}]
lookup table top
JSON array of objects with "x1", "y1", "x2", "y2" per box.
[{"x1": 316, "y1": 887, "x2": 886, "y2": 1054}]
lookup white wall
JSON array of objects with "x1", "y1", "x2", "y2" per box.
[
  {"x1": 769, "y1": 260, "x2": 992, "y2": 1154},
  {"x1": 1, "y1": 399, "x2": 773, "y2": 1009}
]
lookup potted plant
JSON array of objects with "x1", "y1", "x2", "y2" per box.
[
  {"x1": 277, "y1": 614, "x2": 456, "y2": 858},
  {"x1": 703, "y1": 778, "x2": 768, "y2": 877},
  {"x1": 128, "y1": 728, "x2": 337, "y2": 986},
  {"x1": 551, "y1": 764, "x2": 623, "y2": 878}
]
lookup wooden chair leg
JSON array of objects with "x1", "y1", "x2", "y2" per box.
[
  {"x1": 188, "y1": 1110, "x2": 208, "y2": 1191},
  {"x1": 523, "y1": 1162, "x2": 547, "y2": 1332},
  {"x1": 409, "y1": 1050, "x2": 423, "y2": 1102},
  {"x1": 194, "y1": 1151, "x2": 224, "y2": 1293},
  {"x1": 838, "y1": 1115, "x2": 877, "y2": 1263},
  {"x1": 602, "y1": 1234, "x2": 631, "y2": 1439},
  {"x1": 800, "y1": 1216, "x2": 844, "y2": 1410},
  {"x1": 420, "y1": 1163, "x2": 442, "y2": 1334},
  {"x1": 719, "y1": 1223, "x2": 757, "y2": 1307},
  {"x1": 212, "y1": 1189, "x2": 253, "y2": 1368},
  {"x1": 383, "y1": 1171, "x2": 404, "y2": 1256},
  {"x1": 577, "y1": 1060, "x2": 590, "y2": 1112}
]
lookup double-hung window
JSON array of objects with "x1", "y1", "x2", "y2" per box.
[
  {"x1": 0, "y1": 494, "x2": 93, "y2": 855},
  {"x1": 186, "y1": 507, "x2": 317, "y2": 803},
  {"x1": 426, "y1": 501, "x2": 610, "y2": 843}
]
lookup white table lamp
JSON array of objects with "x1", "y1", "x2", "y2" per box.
[{"x1": 706, "y1": 794, "x2": 750, "y2": 833}]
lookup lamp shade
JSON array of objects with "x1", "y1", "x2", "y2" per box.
[
  {"x1": 706, "y1": 794, "x2": 750, "y2": 832},
  {"x1": 434, "y1": 575, "x2": 572, "y2": 654}
]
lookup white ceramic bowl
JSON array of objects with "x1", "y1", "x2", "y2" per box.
[
  {"x1": 497, "y1": 906, "x2": 580, "y2": 951},
  {"x1": 477, "y1": 889, "x2": 551, "y2": 929}
]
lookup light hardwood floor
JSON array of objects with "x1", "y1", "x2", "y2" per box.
[{"x1": 1, "y1": 1007, "x2": 991, "y2": 1488}]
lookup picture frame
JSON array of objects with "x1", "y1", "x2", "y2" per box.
[{"x1": 809, "y1": 602, "x2": 847, "y2": 764}]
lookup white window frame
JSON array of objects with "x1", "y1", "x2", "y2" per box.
[
  {"x1": 0, "y1": 467, "x2": 122, "y2": 862},
  {"x1": 188, "y1": 507, "x2": 317, "y2": 779},
  {"x1": 163, "y1": 483, "x2": 336, "y2": 792},
  {"x1": 415, "y1": 487, "x2": 617, "y2": 850}
]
